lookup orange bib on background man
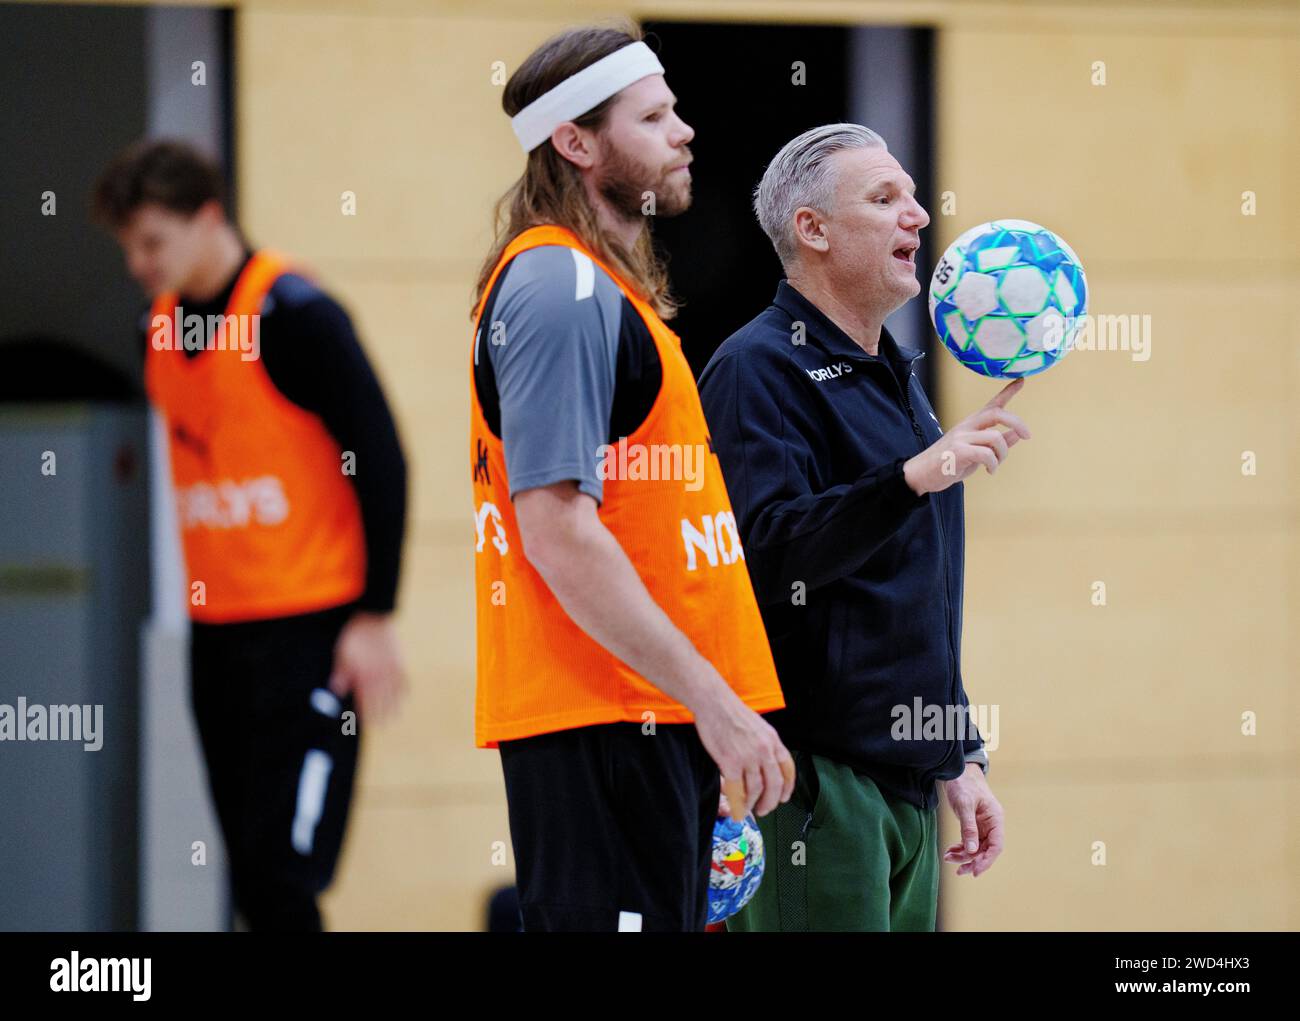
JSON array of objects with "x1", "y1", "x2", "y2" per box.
[
  {"x1": 470, "y1": 225, "x2": 784, "y2": 747},
  {"x1": 145, "y1": 249, "x2": 366, "y2": 624}
]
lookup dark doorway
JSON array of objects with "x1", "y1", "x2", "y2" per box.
[{"x1": 641, "y1": 21, "x2": 937, "y2": 394}]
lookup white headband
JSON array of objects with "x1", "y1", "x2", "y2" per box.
[{"x1": 510, "y1": 41, "x2": 665, "y2": 153}]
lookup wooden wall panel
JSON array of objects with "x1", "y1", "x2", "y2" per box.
[{"x1": 936, "y1": 20, "x2": 1299, "y2": 930}]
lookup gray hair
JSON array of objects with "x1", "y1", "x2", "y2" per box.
[{"x1": 753, "y1": 123, "x2": 887, "y2": 269}]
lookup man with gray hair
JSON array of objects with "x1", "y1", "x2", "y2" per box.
[{"x1": 698, "y1": 124, "x2": 1023, "y2": 930}]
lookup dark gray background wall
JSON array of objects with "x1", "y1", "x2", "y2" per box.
[
  {"x1": 0, "y1": 2, "x2": 231, "y2": 932},
  {"x1": 0, "y1": 2, "x2": 149, "y2": 380}
]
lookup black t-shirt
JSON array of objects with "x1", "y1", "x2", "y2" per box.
[{"x1": 140, "y1": 248, "x2": 407, "y2": 613}]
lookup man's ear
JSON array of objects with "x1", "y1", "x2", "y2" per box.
[
  {"x1": 549, "y1": 122, "x2": 598, "y2": 170},
  {"x1": 195, "y1": 198, "x2": 227, "y2": 229},
  {"x1": 792, "y1": 207, "x2": 829, "y2": 255}
]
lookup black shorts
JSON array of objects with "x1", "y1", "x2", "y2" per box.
[
  {"x1": 498, "y1": 721, "x2": 721, "y2": 932},
  {"x1": 189, "y1": 603, "x2": 360, "y2": 931}
]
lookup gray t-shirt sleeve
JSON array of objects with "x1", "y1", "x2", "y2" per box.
[{"x1": 477, "y1": 244, "x2": 624, "y2": 504}]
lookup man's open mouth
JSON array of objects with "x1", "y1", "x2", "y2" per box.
[{"x1": 893, "y1": 243, "x2": 918, "y2": 264}]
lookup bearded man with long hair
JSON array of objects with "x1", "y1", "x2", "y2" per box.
[{"x1": 468, "y1": 23, "x2": 794, "y2": 932}]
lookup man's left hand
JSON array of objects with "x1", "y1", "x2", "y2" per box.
[
  {"x1": 328, "y1": 611, "x2": 407, "y2": 725},
  {"x1": 940, "y1": 762, "x2": 1004, "y2": 877}
]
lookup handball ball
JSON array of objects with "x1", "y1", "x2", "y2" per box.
[
  {"x1": 708, "y1": 813, "x2": 765, "y2": 925},
  {"x1": 928, "y1": 219, "x2": 1088, "y2": 379}
]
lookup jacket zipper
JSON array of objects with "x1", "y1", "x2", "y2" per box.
[{"x1": 888, "y1": 354, "x2": 959, "y2": 778}]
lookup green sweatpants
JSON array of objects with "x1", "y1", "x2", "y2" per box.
[{"x1": 726, "y1": 751, "x2": 939, "y2": 932}]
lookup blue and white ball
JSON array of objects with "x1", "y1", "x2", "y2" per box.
[
  {"x1": 708, "y1": 813, "x2": 765, "y2": 925},
  {"x1": 928, "y1": 219, "x2": 1087, "y2": 379}
]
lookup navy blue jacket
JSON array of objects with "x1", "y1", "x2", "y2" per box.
[{"x1": 697, "y1": 281, "x2": 984, "y2": 810}]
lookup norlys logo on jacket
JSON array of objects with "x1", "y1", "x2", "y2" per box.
[{"x1": 806, "y1": 361, "x2": 853, "y2": 383}]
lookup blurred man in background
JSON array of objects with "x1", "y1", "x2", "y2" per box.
[
  {"x1": 469, "y1": 24, "x2": 792, "y2": 931},
  {"x1": 93, "y1": 140, "x2": 408, "y2": 931},
  {"x1": 698, "y1": 124, "x2": 1014, "y2": 931}
]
